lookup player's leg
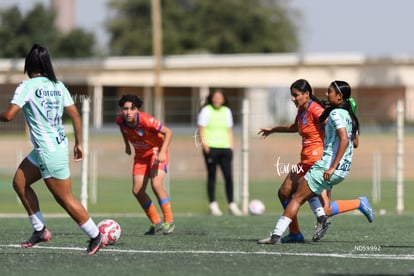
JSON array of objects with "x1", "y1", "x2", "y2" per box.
[
  {"x1": 320, "y1": 189, "x2": 333, "y2": 215},
  {"x1": 283, "y1": 178, "x2": 314, "y2": 221},
  {"x1": 203, "y1": 148, "x2": 222, "y2": 215},
  {"x1": 325, "y1": 188, "x2": 374, "y2": 222},
  {"x1": 13, "y1": 157, "x2": 50, "y2": 247},
  {"x1": 310, "y1": 189, "x2": 332, "y2": 242},
  {"x1": 13, "y1": 157, "x2": 42, "y2": 220},
  {"x1": 133, "y1": 172, "x2": 163, "y2": 234},
  {"x1": 217, "y1": 148, "x2": 242, "y2": 216},
  {"x1": 258, "y1": 177, "x2": 314, "y2": 244},
  {"x1": 277, "y1": 171, "x2": 304, "y2": 243},
  {"x1": 45, "y1": 177, "x2": 91, "y2": 223},
  {"x1": 44, "y1": 177, "x2": 105, "y2": 254},
  {"x1": 150, "y1": 166, "x2": 175, "y2": 234}
]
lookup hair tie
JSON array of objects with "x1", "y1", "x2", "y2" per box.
[
  {"x1": 333, "y1": 81, "x2": 342, "y2": 95},
  {"x1": 347, "y1": 97, "x2": 357, "y2": 114}
]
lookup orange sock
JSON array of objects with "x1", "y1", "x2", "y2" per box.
[
  {"x1": 331, "y1": 199, "x2": 360, "y2": 215},
  {"x1": 159, "y1": 198, "x2": 174, "y2": 223},
  {"x1": 143, "y1": 201, "x2": 161, "y2": 225}
]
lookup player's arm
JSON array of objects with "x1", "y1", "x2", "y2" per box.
[
  {"x1": 353, "y1": 132, "x2": 359, "y2": 148},
  {"x1": 323, "y1": 127, "x2": 348, "y2": 180},
  {"x1": 65, "y1": 104, "x2": 83, "y2": 161},
  {"x1": 0, "y1": 103, "x2": 20, "y2": 122},
  {"x1": 157, "y1": 125, "x2": 172, "y2": 162},
  {"x1": 228, "y1": 127, "x2": 234, "y2": 150},
  {"x1": 198, "y1": 125, "x2": 210, "y2": 154},
  {"x1": 119, "y1": 127, "x2": 131, "y2": 155},
  {"x1": 258, "y1": 123, "x2": 298, "y2": 138}
]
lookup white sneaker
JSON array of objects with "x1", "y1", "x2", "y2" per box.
[
  {"x1": 229, "y1": 202, "x2": 242, "y2": 216},
  {"x1": 209, "y1": 201, "x2": 223, "y2": 216}
]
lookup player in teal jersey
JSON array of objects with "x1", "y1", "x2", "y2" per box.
[
  {"x1": 0, "y1": 44, "x2": 106, "y2": 255},
  {"x1": 258, "y1": 80, "x2": 361, "y2": 244}
]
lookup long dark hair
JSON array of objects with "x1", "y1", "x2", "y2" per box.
[
  {"x1": 319, "y1": 80, "x2": 360, "y2": 139},
  {"x1": 290, "y1": 79, "x2": 325, "y2": 107},
  {"x1": 24, "y1": 44, "x2": 58, "y2": 83}
]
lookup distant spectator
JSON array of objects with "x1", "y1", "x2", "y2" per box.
[{"x1": 197, "y1": 89, "x2": 242, "y2": 216}]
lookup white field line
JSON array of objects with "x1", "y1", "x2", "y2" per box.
[{"x1": 1, "y1": 244, "x2": 414, "y2": 261}]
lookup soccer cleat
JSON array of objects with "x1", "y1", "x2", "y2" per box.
[
  {"x1": 84, "y1": 233, "x2": 107, "y2": 255},
  {"x1": 358, "y1": 196, "x2": 374, "y2": 223},
  {"x1": 144, "y1": 223, "x2": 163, "y2": 235},
  {"x1": 312, "y1": 215, "x2": 332, "y2": 242},
  {"x1": 257, "y1": 234, "x2": 281, "y2": 245},
  {"x1": 229, "y1": 202, "x2": 242, "y2": 216},
  {"x1": 162, "y1": 222, "x2": 175, "y2": 235},
  {"x1": 21, "y1": 227, "x2": 52, "y2": 248},
  {"x1": 209, "y1": 201, "x2": 223, "y2": 216},
  {"x1": 281, "y1": 232, "x2": 305, "y2": 243}
]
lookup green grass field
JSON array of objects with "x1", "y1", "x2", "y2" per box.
[
  {"x1": 1, "y1": 215, "x2": 414, "y2": 275},
  {"x1": 1, "y1": 177, "x2": 414, "y2": 275},
  {"x1": 1, "y1": 176, "x2": 414, "y2": 215}
]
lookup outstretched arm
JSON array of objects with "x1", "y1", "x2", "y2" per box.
[
  {"x1": 257, "y1": 123, "x2": 298, "y2": 138},
  {"x1": 0, "y1": 104, "x2": 20, "y2": 122}
]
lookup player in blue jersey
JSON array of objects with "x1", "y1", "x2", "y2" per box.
[
  {"x1": 0, "y1": 44, "x2": 106, "y2": 255},
  {"x1": 258, "y1": 80, "x2": 361, "y2": 244}
]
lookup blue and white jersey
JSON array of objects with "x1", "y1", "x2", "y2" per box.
[
  {"x1": 11, "y1": 76, "x2": 74, "y2": 152},
  {"x1": 319, "y1": 108, "x2": 354, "y2": 178}
]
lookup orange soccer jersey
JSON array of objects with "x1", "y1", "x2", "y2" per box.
[
  {"x1": 296, "y1": 100, "x2": 324, "y2": 167},
  {"x1": 116, "y1": 112, "x2": 168, "y2": 175},
  {"x1": 116, "y1": 112, "x2": 164, "y2": 158}
]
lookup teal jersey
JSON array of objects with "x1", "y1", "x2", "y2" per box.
[
  {"x1": 319, "y1": 108, "x2": 354, "y2": 178},
  {"x1": 11, "y1": 76, "x2": 74, "y2": 152}
]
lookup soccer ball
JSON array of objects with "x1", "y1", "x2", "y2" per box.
[
  {"x1": 97, "y1": 219, "x2": 122, "y2": 245},
  {"x1": 249, "y1": 199, "x2": 266, "y2": 215}
]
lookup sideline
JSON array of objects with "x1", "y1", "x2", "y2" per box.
[{"x1": 1, "y1": 244, "x2": 414, "y2": 261}]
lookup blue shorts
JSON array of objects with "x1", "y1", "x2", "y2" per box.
[
  {"x1": 305, "y1": 162, "x2": 345, "y2": 195},
  {"x1": 27, "y1": 148, "x2": 70, "y2": 180}
]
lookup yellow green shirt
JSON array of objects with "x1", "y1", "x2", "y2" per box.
[{"x1": 197, "y1": 105, "x2": 233, "y2": 148}]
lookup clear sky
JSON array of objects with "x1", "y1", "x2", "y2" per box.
[
  {"x1": 1, "y1": 0, "x2": 413, "y2": 57},
  {"x1": 289, "y1": 0, "x2": 414, "y2": 57}
]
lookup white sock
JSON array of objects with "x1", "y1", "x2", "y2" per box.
[
  {"x1": 308, "y1": 196, "x2": 326, "y2": 217},
  {"x1": 272, "y1": 216, "x2": 292, "y2": 237},
  {"x1": 79, "y1": 218, "x2": 100, "y2": 239},
  {"x1": 35, "y1": 211, "x2": 45, "y2": 224},
  {"x1": 29, "y1": 214, "x2": 44, "y2": 231}
]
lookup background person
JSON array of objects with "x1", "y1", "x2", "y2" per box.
[{"x1": 197, "y1": 89, "x2": 242, "y2": 216}]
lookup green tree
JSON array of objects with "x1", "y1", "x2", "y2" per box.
[
  {"x1": 0, "y1": 4, "x2": 95, "y2": 58},
  {"x1": 54, "y1": 29, "x2": 95, "y2": 58},
  {"x1": 107, "y1": 0, "x2": 300, "y2": 56}
]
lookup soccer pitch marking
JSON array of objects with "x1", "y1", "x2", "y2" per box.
[{"x1": 1, "y1": 244, "x2": 414, "y2": 261}]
